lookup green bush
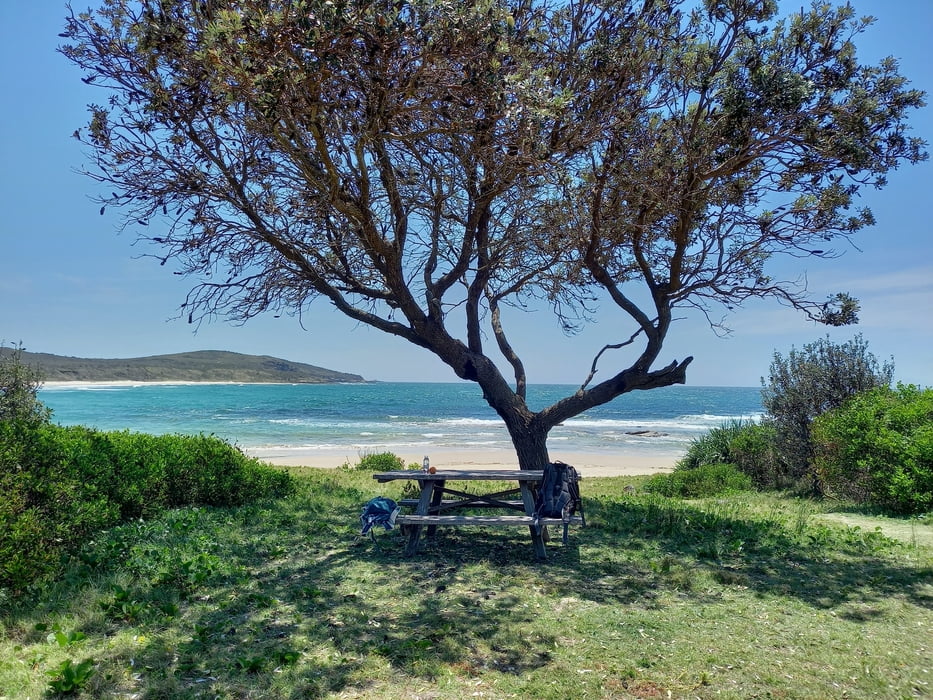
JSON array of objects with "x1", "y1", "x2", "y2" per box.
[
  {"x1": 0, "y1": 344, "x2": 51, "y2": 427},
  {"x1": 676, "y1": 420, "x2": 748, "y2": 470},
  {"x1": 812, "y1": 384, "x2": 933, "y2": 514},
  {"x1": 0, "y1": 423, "x2": 294, "y2": 596},
  {"x1": 643, "y1": 463, "x2": 753, "y2": 498},
  {"x1": 762, "y1": 334, "x2": 893, "y2": 487},
  {"x1": 677, "y1": 419, "x2": 777, "y2": 480},
  {"x1": 727, "y1": 421, "x2": 783, "y2": 488},
  {"x1": 351, "y1": 451, "x2": 406, "y2": 472}
]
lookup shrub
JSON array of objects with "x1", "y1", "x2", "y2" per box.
[
  {"x1": 676, "y1": 419, "x2": 783, "y2": 489},
  {"x1": 351, "y1": 451, "x2": 406, "y2": 472},
  {"x1": 812, "y1": 384, "x2": 933, "y2": 514},
  {"x1": 0, "y1": 424, "x2": 293, "y2": 596},
  {"x1": 727, "y1": 421, "x2": 783, "y2": 488},
  {"x1": 762, "y1": 334, "x2": 893, "y2": 487},
  {"x1": 0, "y1": 343, "x2": 51, "y2": 427},
  {"x1": 677, "y1": 419, "x2": 778, "y2": 473},
  {"x1": 643, "y1": 463, "x2": 753, "y2": 498},
  {"x1": 677, "y1": 420, "x2": 751, "y2": 470}
]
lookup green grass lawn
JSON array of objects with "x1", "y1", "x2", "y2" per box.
[{"x1": 1, "y1": 468, "x2": 930, "y2": 699}]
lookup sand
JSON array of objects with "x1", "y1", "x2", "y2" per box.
[
  {"x1": 41, "y1": 380, "x2": 683, "y2": 477},
  {"x1": 250, "y1": 447, "x2": 680, "y2": 478}
]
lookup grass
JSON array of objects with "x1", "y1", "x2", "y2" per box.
[{"x1": 1, "y1": 467, "x2": 930, "y2": 699}]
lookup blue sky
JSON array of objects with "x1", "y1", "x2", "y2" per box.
[{"x1": 1, "y1": 2, "x2": 930, "y2": 387}]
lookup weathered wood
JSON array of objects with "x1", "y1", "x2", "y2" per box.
[
  {"x1": 398, "y1": 498, "x2": 525, "y2": 509},
  {"x1": 374, "y1": 469, "x2": 548, "y2": 483},
  {"x1": 406, "y1": 478, "x2": 438, "y2": 555},
  {"x1": 376, "y1": 467, "x2": 584, "y2": 560},
  {"x1": 396, "y1": 515, "x2": 584, "y2": 527},
  {"x1": 519, "y1": 476, "x2": 548, "y2": 557}
]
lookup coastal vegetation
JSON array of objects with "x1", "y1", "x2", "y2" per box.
[
  {"x1": 0, "y1": 346, "x2": 294, "y2": 597},
  {"x1": 61, "y1": 0, "x2": 927, "y2": 471},
  {"x1": 0, "y1": 465, "x2": 929, "y2": 698},
  {"x1": 812, "y1": 384, "x2": 933, "y2": 515},
  {"x1": 1, "y1": 348, "x2": 364, "y2": 384},
  {"x1": 671, "y1": 336, "x2": 932, "y2": 515},
  {"x1": 761, "y1": 335, "x2": 895, "y2": 487},
  {"x1": 642, "y1": 461, "x2": 753, "y2": 499},
  {"x1": 2, "y1": 346, "x2": 930, "y2": 696}
]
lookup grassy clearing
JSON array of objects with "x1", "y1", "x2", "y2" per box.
[{"x1": 1, "y1": 468, "x2": 930, "y2": 699}]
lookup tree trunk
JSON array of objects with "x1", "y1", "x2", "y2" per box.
[{"x1": 506, "y1": 422, "x2": 551, "y2": 471}]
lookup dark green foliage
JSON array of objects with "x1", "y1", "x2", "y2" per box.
[
  {"x1": 644, "y1": 463, "x2": 753, "y2": 499},
  {"x1": 677, "y1": 419, "x2": 775, "y2": 474},
  {"x1": 726, "y1": 421, "x2": 783, "y2": 488},
  {"x1": 812, "y1": 384, "x2": 933, "y2": 514},
  {"x1": 676, "y1": 419, "x2": 783, "y2": 488},
  {"x1": 762, "y1": 335, "x2": 894, "y2": 487},
  {"x1": 0, "y1": 343, "x2": 50, "y2": 426},
  {"x1": 351, "y1": 451, "x2": 406, "y2": 472},
  {"x1": 677, "y1": 419, "x2": 751, "y2": 470},
  {"x1": 0, "y1": 422, "x2": 293, "y2": 596},
  {"x1": 47, "y1": 657, "x2": 96, "y2": 694}
]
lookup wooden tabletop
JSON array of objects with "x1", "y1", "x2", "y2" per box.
[{"x1": 373, "y1": 469, "x2": 545, "y2": 483}]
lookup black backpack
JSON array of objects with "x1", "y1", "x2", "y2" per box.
[{"x1": 533, "y1": 461, "x2": 585, "y2": 544}]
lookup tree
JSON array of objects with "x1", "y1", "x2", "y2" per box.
[
  {"x1": 0, "y1": 344, "x2": 51, "y2": 427},
  {"x1": 60, "y1": 0, "x2": 926, "y2": 469},
  {"x1": 762, "y1": 334, "x2": 894, "y2": 486}
]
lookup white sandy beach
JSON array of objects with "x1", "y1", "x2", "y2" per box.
[
  {"x1": 42, "y1": 380, "x2": 688, "y2": 477},
  {"x1": 251, "y1": 447, "x2": 680, "y2": 478}
]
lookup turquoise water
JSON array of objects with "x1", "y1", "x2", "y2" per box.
[{"x1": 38, "y1": 382, "x2": 763, "y2": 458}]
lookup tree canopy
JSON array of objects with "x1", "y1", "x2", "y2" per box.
[
  {"x1": 762, "y1": 333, "x2": 895, "y2": 485},
  {"x1": 61, "y1": 0, "x2": 926, "y2": 467}
]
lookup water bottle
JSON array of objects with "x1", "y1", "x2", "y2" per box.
[{"x1": 422, "y1": 455, "x2": 430, "y2": 473}]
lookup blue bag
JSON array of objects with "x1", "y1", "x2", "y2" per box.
[{"x1": 360, "y1": 497, "x2": 401, "y2": 539}]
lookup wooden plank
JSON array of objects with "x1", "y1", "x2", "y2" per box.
[
  {"x1": 435, "y1": 486, "x2": 526, "y2": 511},
  {"x1": 405, "y1": 479, "x2": 437, "y2": 556},
  {"x1": 396, "y1": 515, "x2": 584, "y2": 527},
  {"x1": 426, "y1": 478, "x2": 446, "y2": 537},
  {"x1": 374, "y1": 469, "x2": 546, "y2": 483},
  {"x1": 398, "y1": 499, "x2": 525, "y2": 509},
  {"x1": 519, "y1": 479, "x2": 548, "y2": 558}
]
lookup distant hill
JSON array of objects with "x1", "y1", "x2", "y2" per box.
[{"x1": 5, "y1": 349, "x2": 366, "y2": 384}]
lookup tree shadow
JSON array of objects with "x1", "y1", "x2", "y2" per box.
[
  {"x1": 110, "y1": 540, "x2": 557, "y2": 698},
  {"x1": 45, "y1": 484, "x2": 560, "y2": 698},
  {"x1": 561, "y1": 496, "x2": 933, "y2": 612},
  {"x1": 11, "y1": 483, "x2": 931, "y2": 698}
]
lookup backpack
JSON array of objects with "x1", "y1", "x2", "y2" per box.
[
  {"x1": 360, "y1": 497, "x2": 401, "y2": 540},
  {"x1": 533, "y1": 461, "x2": 585, "y2": 544}
]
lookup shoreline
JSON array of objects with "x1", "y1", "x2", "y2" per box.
[
  {"x1": 250, "y1": 447, "x2": 682, "y2": 478},
  {"x1": 39, "y1": 380, "x2": 349, "y2": 388}
]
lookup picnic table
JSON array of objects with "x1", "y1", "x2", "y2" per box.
[{"x1": 372, "y1": 469, "x2": 583, "y2": 559}]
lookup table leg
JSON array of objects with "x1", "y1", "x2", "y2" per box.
[
  {"x1": 405, "y1": 479, "x2": 435, "y2": 556},
  {"x1": 520, "y1": 481, "x2": 547, "y2": 560},
  {"x1": 426, "y1": 479, "x2": 445, "y2": 538}
]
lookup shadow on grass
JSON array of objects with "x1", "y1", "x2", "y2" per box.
[
  {"x1": 380, "y1": 493, "x2": 933, "y2": 611},
  {"x1": 9, "y1": 476, "x2": 931, "y2": 699},
  {"x1": 566, "y1": 495, "x2": 933, "y2": 611},
  {"x1": 36, "y1": 478, "x2": 561, "y2": 698}
]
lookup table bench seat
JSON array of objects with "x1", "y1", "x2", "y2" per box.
[
  {"x1": 398, "y1": 498, "x2": 525, "y2": 510},
  {"x1": 396, "y1": 514, "x2": 584, "y2": 527}
]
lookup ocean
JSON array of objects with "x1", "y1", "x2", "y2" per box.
[{"x1": 38, "y1": 382, "x2": 763, "y2": 461}]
